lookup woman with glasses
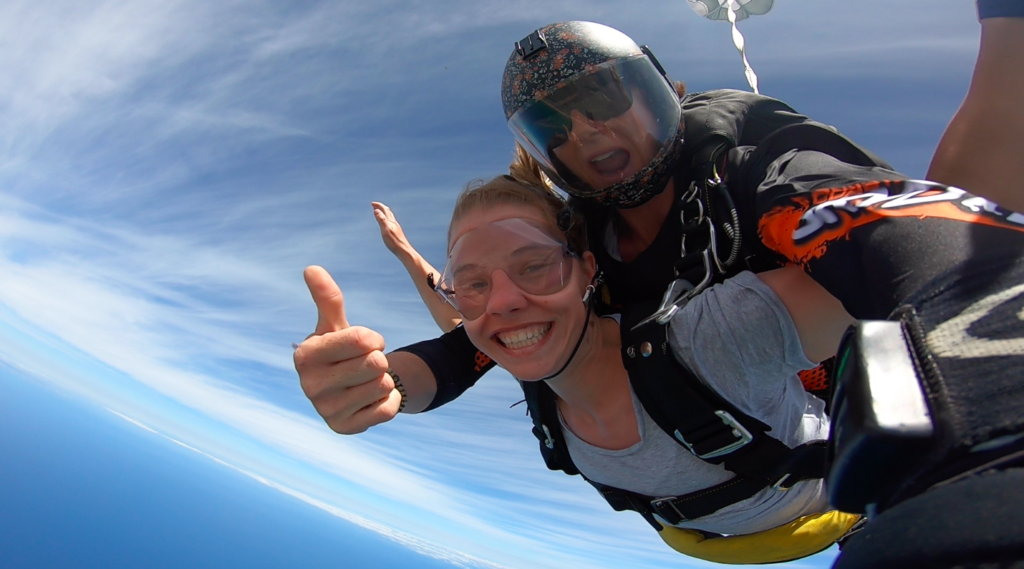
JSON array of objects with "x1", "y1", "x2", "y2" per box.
[{"x1": 301, "y1": 174, "x2": 860, "y2": 563}]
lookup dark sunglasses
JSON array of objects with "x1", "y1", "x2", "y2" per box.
[{"x1": 516, "y1": 67, "x2": 634, "y2": 152}]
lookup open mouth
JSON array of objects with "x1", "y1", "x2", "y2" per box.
[
  {"x1": 495, "y1": 323, "x2": 552, "y2": 351},
  {"x1": 590, "y1": 149, "x2": 631, "y2": 177}
]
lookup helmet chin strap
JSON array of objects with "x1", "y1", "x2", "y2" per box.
[{"x1": 537, "y1": 274, "x2": 601, "y2": 382}]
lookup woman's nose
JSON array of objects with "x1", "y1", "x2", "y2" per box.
[
  {"x1": 568, "y1": 109, "x2": 601, "y2": 140},
  {"x1": 485, "y1": 270, "x2": 528, "y2": 315}
]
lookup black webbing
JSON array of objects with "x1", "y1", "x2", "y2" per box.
[
  {"x1": 621, "y1": 311, "x2": 829, "y2": 485},
  {"x1": 521, "y1": 304, "x2": 829, "y2": 527},
  {"x1": 594, "y1": 475, "x2": 771, "y2": 527}
]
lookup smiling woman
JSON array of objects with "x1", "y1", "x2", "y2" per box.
[
  {"x1": 440, "y1": 184, "x2": 596, "y2": 382},
  {"x1": 438, "y1": 176, "x2": 862, "y2": 561},
  {"x1": 297, "y1": 173, "x2": 864, "y2": 564}
]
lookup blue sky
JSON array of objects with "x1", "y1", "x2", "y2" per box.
[{"x1": 0, "y1": 1, "x2": 978, "y2": 568}]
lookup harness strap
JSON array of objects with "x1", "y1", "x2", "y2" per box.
[
  {"x1": 622, "y1": 313, "x2": 830, "y2": 486},
  {"x1": 594, "y1": 475, "x2": 772, "y2": 528},
  {"x1": 521, "y1": 379, "x2": 579, "y2": 476},
  {"x1": 521, "y1": 310, "x2": 830, "y2": 528},
  {"x1": 523, "y1": 378, "x2": 779, "y2": 526}
]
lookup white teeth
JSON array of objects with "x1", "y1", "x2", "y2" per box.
[
  {"x1": 591, "y1": 151, "x2": 615, "y2": 162},
  {"x1": 497, "y1": 324, "x2": 551, "y2": 351}
]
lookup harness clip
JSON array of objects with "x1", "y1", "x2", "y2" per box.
[
  {"x1": 650, "y1": 497, "x2": 689, "y2": 525},
  {"x1": 771, "y1": 474, "x2": 792, "y2": 491},
  {"x1": 541, "y1": 424, "x2": 556, "y2": 450},
  {"x1": 675, "y1": 410, "x2": 754, "y2": 459},
  {"x1": 644, "y1": 249, "x2": 715, "y2": 327}
]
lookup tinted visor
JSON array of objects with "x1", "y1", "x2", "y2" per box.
[
  {"x1": 508, "y1": 55, "x2": 681, "y2": 193},
  {"x1": 516, "y1": 66, "x2": 635, "y2": 151},
  {"x1": 435, "y1": 219, "x2": 577, "y2": 321}
]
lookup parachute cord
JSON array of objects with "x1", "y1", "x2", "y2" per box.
[
  {"x1": 726, "y1": 0, "x2": 760, "y2": 94},
  {"x1": 724, "y1": 204, "x2": 742, "y2": 268},
  {"x1": 708, "y1": 180, "x2": 743, "y2": 269}
]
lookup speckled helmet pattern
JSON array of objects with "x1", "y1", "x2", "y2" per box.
[
  {"x1": 501, "y1": 21, "x2": 685, "y2": 209},
  {"x1": 501, "y1": 22, "x2": 645, "y2": 121}
]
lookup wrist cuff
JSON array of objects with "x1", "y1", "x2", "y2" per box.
[{"x1": 978, "y1": 0, "x2": 1024, "y2": 20}]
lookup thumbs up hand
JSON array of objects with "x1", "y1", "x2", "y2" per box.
[{"x1": 294, "y1": 266, "x2": 402, "y2": 434}]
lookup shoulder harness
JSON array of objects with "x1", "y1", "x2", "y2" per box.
[{"x1": 521, "y1": 302, "x2": 829, "y2": 530}]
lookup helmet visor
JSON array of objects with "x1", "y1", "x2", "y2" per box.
[
  {"x1": 508, "y1": 55, "x2": 681, "y2": 195},
  {"x1": 435, "y1": 218, "x2": 578, "y2": 321}
]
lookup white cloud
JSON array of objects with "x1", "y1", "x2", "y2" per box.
[
  {"x1": 0, "y1": 187, "x2": 692, "y2": 568},
  {"x1": 105, "y1": 408, "x2": 514, "y2": 569}
]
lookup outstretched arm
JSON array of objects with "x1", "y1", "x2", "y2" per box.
[
  {"x1": 372, "y1": 202, "x2": 462, "y2": 333},
  {"x1": 927, "y1": 15, "x2": 1024, "y2": 211}
]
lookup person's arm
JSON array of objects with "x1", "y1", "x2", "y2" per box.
[
  {"x1": 669, "y1": 270, "x2": 824, "y2": 417},
  {"x1": 372, "y1": 202, "x2": 462, "y2": 333},
  {"x1": 927, "y1": 15, "x2": 1024, "y2": 211},
  {"x1": 382, "y1": 349, "x2": 437, "y2": 414},
  {"x1": 756, "y1": 266, "x2": 854, "y2": 364}
]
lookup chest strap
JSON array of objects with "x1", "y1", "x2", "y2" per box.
[
  {"x1": 622, "y1": 315, "x2": 828, "y2": 486},
  {"x1": 521, "y1": 310, "x2": 829, "y2": 528},
  {"x1": 595, "y1": 474, "x2": 781, "y2": 528},
  {"x1": 522, "y1": 378, "x2": 804, "y2": 529}
]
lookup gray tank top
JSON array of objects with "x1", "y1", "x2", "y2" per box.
[{"x1": 559, "y1": 271, "x2": 830, "y2": 535}]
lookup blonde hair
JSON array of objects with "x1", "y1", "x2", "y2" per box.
[
  {"x1": 448, "y1": 173, "x2": 586, "y2": 255},
  {"x1": 509, "y1": 142, "x2": 554, "y2": 191}
]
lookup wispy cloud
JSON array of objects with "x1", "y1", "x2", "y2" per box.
[
  {"x1": 0, "y1": 165, "x2": 691, "y2": 568},
  {"x1": 105, "y1": 408, "x2": 513, "y2": 569}
]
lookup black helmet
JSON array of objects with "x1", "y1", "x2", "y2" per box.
[{"x1": 501, "y1": 22, "x2": 685, "y2": 209}]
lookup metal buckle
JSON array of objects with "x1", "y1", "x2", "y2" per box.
[
  {"x1": 679, "y1": 189, "x2": 704, "y2": 258},
  {"x1": 541, "y1": 424, "x2": 555, "y2": 450},
  {"x1": 636, "y1": 184, "x2": 722, "y2": 329},
  {"x1": 649, "y1": 497, "x2": 688, "y2": 524},
  {"x1": 650, "y1": 250, "x2": 715, "y2": 326},
  {"x1": 674, "y1": 410, "x2": 754, "y2": 459},
  {"x1": 771, "y1": 473, "x2": 792, "y2": 491}
]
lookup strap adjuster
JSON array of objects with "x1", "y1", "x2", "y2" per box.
[
  {"x1": 650, "y1": 497, "x2": 689, "y2": 525},
  {"x1": 771, "y1": 473, "x2": 792, "y2": 491},
  {"x1": 675, "y1": 410, "x2": 754, "y2": 459}
]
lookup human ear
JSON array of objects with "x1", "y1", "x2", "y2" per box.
[{"x1": 581, "y1": 251, "x2": 597, "y2": 285}]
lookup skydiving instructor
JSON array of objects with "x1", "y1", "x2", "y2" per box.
[{"x1": 295, "y1": 7, "x2": 1024, "y2": 569}]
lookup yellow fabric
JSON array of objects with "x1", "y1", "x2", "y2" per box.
[{"x1": 656, "y1": 510, "x2": 862, "y2": 565}]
